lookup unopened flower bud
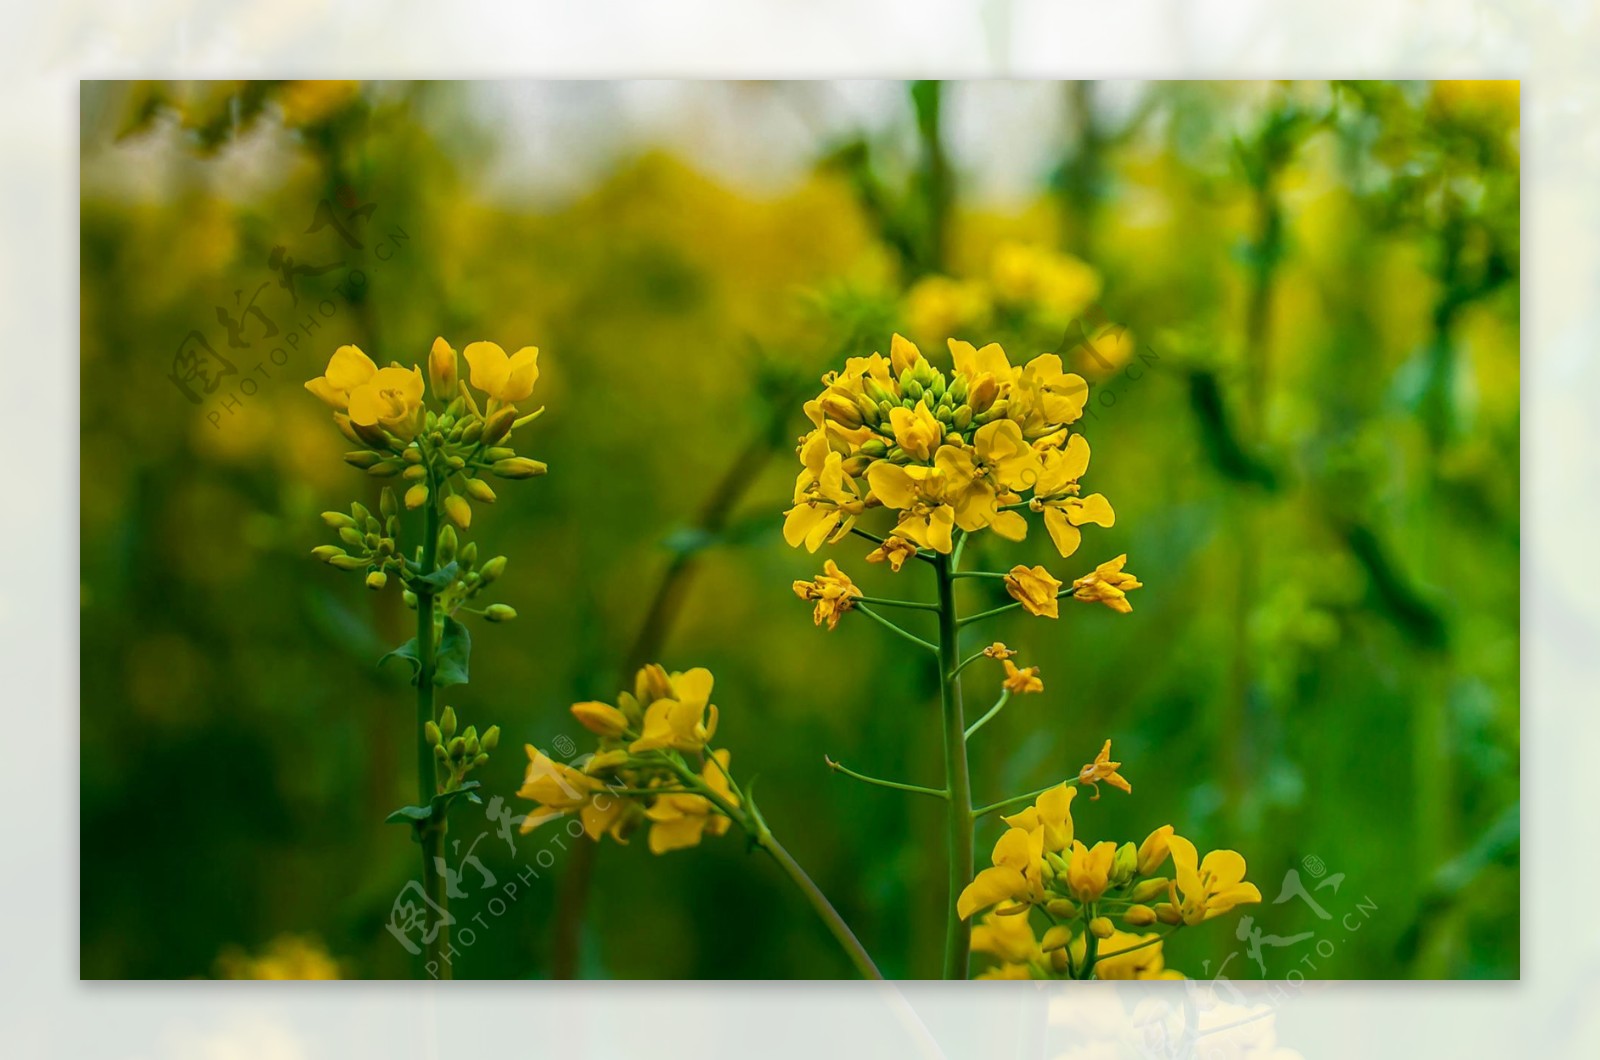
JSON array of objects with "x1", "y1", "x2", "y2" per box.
[
  {"x1": 379, "y1": 487, "x2": 398, "y2": 521},
  {"x1": 429, "y1": 336, "x2": 459, "y2": 398},
  {"x1": 478, "y1": 556, "x2": 507, "y2": 585},
  {"x1": 436, "y1": 525, "x2": 458, "y2": 565},
  {"x1": 343, "y1": 450, "x2": 383, "y2": 469},
  {"x1": 443, "y1": 494, "x2": 472, "y2": 529},
  {"x1": 465, "y1": 479, "x2": 496, "y2": 504},
  {"x1": 484, "y1": 603, "x2": 517, "y2": 623},
  {"x1": 482, "y1": 407, "x2": 517, "y2": 445},
  {"x1": 338, "y1": 526, "x2": 364, "y2": 549},
  {"x1": 405, "y1": 484, "x2": 429, "y2": 509},
  {"x1": 1111, "y1": 841, "x2": 1139, "y2": 887},
  {"x1": 491, "y1": 457, "x2": 548, "y2": 479},
  {"x1": 327, "y1": 554, "x2": 367, "y2": 571},
  {"x1": 1129, "y1": 877, "x2": 1170, "y2": 903},
  {"x1": 481, "y1": 725, "x2": 500, "y2": 752},
  {"x1": 365, "y1": 570, "x2": 387, "y2": 590},
  {"x1": 440, "y1": 706, "x2": 458, "y2": 738},
  {"x1": 447, "y1": 736, "x2": 466, "y2": 758},
  {"x1": 1045, "y1": 898, "x2": 1079, "y2": 919},
  {"x1": 403, "y1": 463, "x2": 428, "y2": 481},
  {"x1": 311, "y1": 544, "x2": 343, "y2": 563},
  {"x1": 1154, "y1": 902, "x2": 1182, "y2": 926},
  {"x1": 1123, "y1": 904, "x2": 1157, "y2": 926},
  {"x1": 321, "y1": 511, "x2": 357, "y2": 530},
  {"x1": 1089, "y1": 916, "x2": 1115, "y2": 939},
  {"x1": 472, "y1": 753, "x2": 490, "y2": 768},
  {"x1": 424, "y1": 720, "x2": 442, "y2": 746}
]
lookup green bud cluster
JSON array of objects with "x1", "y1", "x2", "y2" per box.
[
  {"x1": 312, "y1": 489, "x2": 403, "y2": 581},
  {"x1": 427, "y1": 706, "x2": 501, "y2": 791}
]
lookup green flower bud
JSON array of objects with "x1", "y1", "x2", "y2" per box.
[
  {"x1": 437, "y1": 525, "x2": 458, "y2": 566},
  {"x1": 952, "y1": 406, "x2": 973, "y2": 430},
  {"x1": 403, "y1": 463, "x2": 428, "y2": 481},
  {"x1": 311, "y1": 544, "x2": 344, "y2": 563},
  {"x1": 482, "y1": 407, "x2": 517, "y2": 445},
  {"x1": 1045, "y1": 898, "x2": 1079, "y2": 919},
  {"x1": 902, "y1": 378, "x2": 925, "y2": 402},
  {"x1": 337, "y1": 526, "x2": 364, "y2": 549},
  {"x1": 367, "y1": 459, "x2": 404, "y2": 478},
  {"x1": 327, "y1": 555, "x2": 367, "y2": 571},
  {"x1": 1123, "y1": 904, "x2": 1158, "y2": 926},
  {"x1": 484, "y1": 446, "x2": 516, "y2": 462},
  {"x1": 481, "y1": 725, "x2": 500, "y2": 752},
  {"x1": 459, "y1": 542, "x2": 478, "y2": 569},
  {"x1": 447, "y1": 736, "x2": 466, "y2": 758},
  {"x1": 460, "y1": 419, "x2": 484, "y2": 444},
  {"x1": 1111, "y1": 842, "x2": 1139, "y2": 888},
  {"x1": 484, "y1": 604, "x2": 518, "y2": 623},
  {"x1": 424, "y1": 720, "x2": 442, "y2": 746},
  {"x1": 472, "y1": 753, "x2": 490, "y2": 768},
  {"x1": 365, "y1": 570, "x2": 387, "y2": 590},
  {"x1": 1089, "y1": 916, "x2": 1115, "y2": 940},
  {"x1": 321, "y1": 511, "x2": 357, "y2": 530},
  {"x1": 478, "y1": 556, "x2": 507, "y2": 585},
  {"x1": 465, "y1": 478, "x2": 497, "y2": 504},
  {"x1": 433, "y1": 743, "x2": 449, "y2": 761},
  {"x1": 1129, "y1": 877, "x2": 1170, "y2": 904},
  {"x1": 440, "y1": 706, "x2": 458, "y2": 738},
  {"x1": 491, "y1": 457, "x2": 548, "y2": 480},
  {"x1": 402, "y1": 590, "x2": 418, "y2": 609},
  {"x1": 402, "y1": 446, "x2": 424, "y2": 464},
  {"x1": 343, "y1": 450, "x2": 383, "y2": 469}
]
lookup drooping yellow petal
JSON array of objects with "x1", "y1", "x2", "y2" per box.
[{"x1": 957, "y1": 866, "x2": 1028, "y2": 919}]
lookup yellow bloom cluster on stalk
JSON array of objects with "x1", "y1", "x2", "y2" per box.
[
  {"x1": 305, "y1": 335, "x2": 550, "y2": 980},
  {"x1": 784, "y1": 333, "x2": 1116, "y2": 561},
  {"x1": 957, "y1": 742, "x2": 1261, "y2": 980},
  {"x1": 519, "y1": 665, "x2": 746, "y2": 855}
]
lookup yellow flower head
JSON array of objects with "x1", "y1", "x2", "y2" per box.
[
  {"x1": 1167, "y1": 834, "x2": 1262, "y2": 925},
  {"x1": 785, "y1": 333, "x2": 1109, "y2": 560},
  {"x1": 644, "y1": 749, "x2": 738, "y2": 854},
  {"x1": 982, "y1": 642, "x2": 1017, "y2": 660},
  {"x1": 628, "y1": 667, "x2": 719, "y2": 753},
  {"x1": 1071, "y1": 554, "x2": 1142, "y2": 613},
  {"x1": 1005, "y1": 564, "x2": 1063, "y2": 618},
  {"x1": 1066, "y1": 839, "x2": 1117, "y2": 903},
  {"x1": 464, "y1": 341, "x2": 540, "y2": 405},
  {"x1": 306, "y1": 344, "x2": 378, "y2": 411},
  {"x1": 1000, "y1": 782, "x2": 1076, "y2": 853},
  {"x1": 1077, "y1": 738, "x2": 1132, "y2": 799},
  {"x1": 1002, "y1": 659, "x2": 1044, "y2": 695},
  {"x1": 348, "y1": 364, "x2": 425, "y2": 440},
  {"x1": 1030, "y1": 435, "x2": 1115, "y2": 558},
  {"x1": 791, "y1": 559, "x2": 862, "y2": 631}
]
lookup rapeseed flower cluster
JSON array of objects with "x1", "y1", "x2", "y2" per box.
[{"x1": 957, "y1": 743, "x2": 1261, "y2": 980}]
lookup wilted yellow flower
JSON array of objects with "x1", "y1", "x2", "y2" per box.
[
  {"x1": 464, "y1": 341, "x2": 540, "y2": 405},
  {"x1": 865, "y1": 533, "x2": 920, "y2": 572},
  {"x1": 1071, "y1": 554, "x2": 1142, "y2": 613},
  {"x1": 644, "y1": 749, "x2": 738, "y2": 854},
  {"x1": 982, "y1": 642, "x2": 1017, "y2": 660},
  {"x1": 629, "y1": 667, "x2": 719, "y2": 753},
  {"x1": 1005, "y1": 564, "x2": 1063, "y2": 618},
  {"x1": 1077, "y1": 738, "x2": 1132, "y2": 798},
  {"x1": 1168, "y1": 835, "x2": 1262, "y2": 925},
  {"x1": 1002, "y1": 659, "x2": 1043, "y2": 695},
  {"x1": 791, "y1": 559, "x2": 862, "y2": 631}
]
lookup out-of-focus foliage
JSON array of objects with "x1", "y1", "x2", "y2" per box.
[{"x1": 79, "y1": 80, "x2": 1518, "y2": 980}]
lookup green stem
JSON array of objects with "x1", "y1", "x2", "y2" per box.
[
  {"x1": 963, "y1": 691, "x2": 1011, "y2": 742},
  {"x1": 855, "y1": 603, "x2": 938, "y2": 653},
  {"x1": 414, "y1": 468, "x2": 450, "y2": 980},
  {"x1": 826, "y1": 756, "x2": 947, "y2": 800},
  {"x1": 934, "y1": 552, "x2": 974, "y2": 979},
  {"x1": 972, "y1": 778, "x2": 1081, "y2": 819},
  {"x1": 856, "y1": 595, "x2": 940, "y2": 612},
  {"x1": 756, "y1": 828, "x2": 884, "y2": 980}
]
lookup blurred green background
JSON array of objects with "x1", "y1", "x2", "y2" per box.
[{"x1": 79, "y1": 80, "x2": 1519, "y2": 980}]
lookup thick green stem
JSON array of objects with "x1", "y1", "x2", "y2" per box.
[
  {"x1": 415, "y1": 475, "x2": 450, "y2": 979},
  {"x1": 934, "y1": 552, "x2": 974, "y2": 979}
]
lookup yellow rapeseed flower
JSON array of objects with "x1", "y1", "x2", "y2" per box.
[
  {"x1": 643, "y1": 749, "x2": 738, "y2": 854},
  {"x1": 629, "y1": 667, "x2": 719, "y2": 753},
  {"x1": 1077, "y1": 738, "x2": 1132, "y2": 798},
  {"x1": 1000, "y1": 782, "x2": 1076, "y2": 852},
  {"x1": 1071, "y1": 554, "x2": 1142, "y2": 613},
  {"x1": 791, "y1": 559, "x2": 863, "y2": 631},
  {"x1": 1066, "y1": 839, "x2": 1117, "y2": 902},
  {"x1": 305, "y1": 344, "x2": 378, "y2": 411},
  {"x1": 1167, "y1": 835, "x2": 1262, "y2": 925},
  {"x1": 1002, "y1": 659, "x2": 1044, "y2": 695},
  {"x1": 1030, "y1": 435, "x2": 1115, "y2": 558},
  {"x1": 463, "y1": 341, "x2": 540, "y2": 406},
  {"x1": 1004, "y1": 564, "x2": 1063, "y2": 618},
  {"x1": 428, "y1": 336, "x2": 459, "y2": 398},
  {"x1": 348, "y1": 364, "x2": 425, "y2": 440}
]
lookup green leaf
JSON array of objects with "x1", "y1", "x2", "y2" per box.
[
  {"x1": 413, "y1": 561, "x2": 460, "y2": 593},
  {"x1": 384, "y1": 781, "x2": 484, "y2": 826},
  {"x1": 378, "y1": 638, "x2": 421, "y2": 680},
  {"x1": 435, "y1": 617, "x2": 471, "y2": 687}
]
